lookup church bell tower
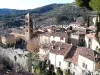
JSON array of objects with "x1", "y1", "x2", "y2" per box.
[{"x1": 25, "y1": 13, "x2": 33, "y2": 41}]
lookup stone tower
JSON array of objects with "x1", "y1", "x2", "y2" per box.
[{"x1": 25, "y1": 13, "x2": 33, "y2": 41}]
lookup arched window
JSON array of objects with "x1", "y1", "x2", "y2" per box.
[{"x1": 25, "y1": 22, "x2": 28, "y2": 26}]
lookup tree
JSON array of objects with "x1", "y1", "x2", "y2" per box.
[
  {"x1": 75, "y1": 0, "x2": 100, "y2": 44},
  {"x1": 89, "y1": 0, "x2": 100, "y2": 11},
  {"x1": 75, "y1": 0, "x2": 92, "y2": 10},
  {"x1": 56, "y1": 67, "x2": 63, "y2": 75},
  {"x1": 75, "y1": 0, "x2": 100, "y2": 12},
  {"x1": 89, "y1": 0, "x2": 100, "y2": 44},
  {"x1": 26, "y1": 52, "x2": 40, "y2": 73},
  {"x1": 75, "y1": 0, "x2": 83, "y2": 7}
]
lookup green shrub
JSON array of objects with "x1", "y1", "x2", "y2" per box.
[
  {"x1": 65, "y1": 72, "x2": 69, "y2": 75},
  {"x1": 56, "y1": 67, "x2": 63, "y2": 75},
  {"x1": 36, "y1": 68, "x2": 40, "y2": 75}
]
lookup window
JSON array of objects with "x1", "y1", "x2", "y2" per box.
[
  {"x1": 82, "y1": 63, "x2": 85, "y2": 67},
  {"x1": 25, "y1": 22, "x2": 28, "y2": 26},
  {"x1": 60, "y1": 37, "x2": 64, "y2": 40},
  {"x1": 30, "y1": 29, "x2": 33, "y2": 32},
  {"x1": 59, "y1": 61, "x2": 61, "y2": 67},
  {"x1": 88, "y1": 38, "x2": 91, "y2": 48},
  {"x1": 82, "y1": 63, "x2": 87, "y2": 69},
  {"x1": 81, "y1": 39, "x2": 84, "y2": 42},
  {"x1": 89, "y1": 38, "x2": 91, "y2": 43},
  {"x1": 85, "y1": 64, "x2": 87, "y2": 69},
  {"x1": 25, "y1": 17, "x2": 28, "y2": 21},
  {"x1": 68, "y1": 62, "x2": 71, "y2": 67}
]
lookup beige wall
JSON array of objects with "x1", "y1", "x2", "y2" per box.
[
  {"x1": 1, "y1": 36, "x2": 16, "y2": 45},
  {"x1": 95, "y1": 62, "x2": 100, "y2": 71},
  {"x1": 10, "y1": 33, "x2": 25, "y2": 41}
]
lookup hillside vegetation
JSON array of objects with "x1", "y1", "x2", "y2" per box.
[{"x1": 0, "y1": 3, "x2": 92, "y2": 28}]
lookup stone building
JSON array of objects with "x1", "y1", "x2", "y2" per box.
[{"x1": 25, "y1": 13, "x2": 33, "y2": 41}]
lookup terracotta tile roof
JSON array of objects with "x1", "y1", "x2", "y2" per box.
[
  {"x1": 50, "y1": 42, "x2": 72, "y2": 55},
  {"x1": 50, "y1": 32, "x2": 68, "y2": 38},
  {"x1": 72, "y1": 47, "x2": 80, "y2": 64},
  {"x1": 50, "y1": 42, "x2": 100, "y2": 65},
  {"x1": 50, "y1": 42, "x2": 78, "y2": 64},
  {"x1": 78, "y1": 47, "x2": 95, "y2": 61},
  {"x1": 78, "y1": 47, "x2": 100, "y2": 62},
  {"x1": 64, "y1": 46, "x2": 77, "y2": 63},
  {"x1": 64, "y1": 47, "x2": 99, "y2": 64}
]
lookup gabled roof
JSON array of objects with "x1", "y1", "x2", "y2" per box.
[
  {"x1": 64, "y1": 46, "x2": 77, "y2": 63},
  {"x1": 78, "y1": 47, "x2": 95, "y2": 61},
  {"x1": 50, "y1": 42, "x2": 72, "y2": 56},
  {"x1": 50, "y1": 42, "x2": 100, "y2": 65}
]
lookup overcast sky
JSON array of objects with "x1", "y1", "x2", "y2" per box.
[{"x1": 0, "y1": 0, "x2": 74, "y2": 9}]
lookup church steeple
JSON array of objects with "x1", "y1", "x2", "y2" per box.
[{"x1": 25, "y1": 13, "x2": 33, "y2": 41}]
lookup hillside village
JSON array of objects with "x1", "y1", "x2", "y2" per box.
[{"x1": 0, "y1": 11, "x2": 100, "y2": 75}]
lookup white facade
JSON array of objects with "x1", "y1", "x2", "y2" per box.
[
  {"x1": 49, "y1": 53, "x2": 68, "y2": 70},
  {"x1": 50, "y1": 36, "x2": 66, "y2": 43},
  {"x1": 91, "y1": 39, "x2": 100, "y2": 50},
  {"x1": 85, "y1": 35, "x2": 100, "y2": 50},
  {"x1": 49, "y1": 52, "x2": 95, "y2": 75},
  {"x1": 77, "y1": 55, "x2": 94, "y2": 74},
  {"x1": 93, "y1": 17, "x2": 97, "y2": 25}
]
